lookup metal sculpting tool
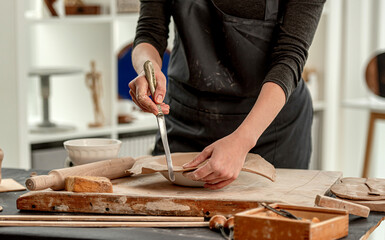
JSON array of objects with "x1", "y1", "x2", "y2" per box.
[{"x1": 143, "y1": 60, "x2": 175, "y2": 182}]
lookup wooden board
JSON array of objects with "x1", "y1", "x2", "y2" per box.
[
  {"x1": 17, "y1": 169, "x2": 342, "y2": 217},
  {"x1": 0, "y1": 178, "x2": 26, "y2": 192}
]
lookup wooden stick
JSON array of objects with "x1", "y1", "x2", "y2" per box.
[
  {"x1": 0, "y1": 221, "x2": 209, "y2": 228},
  {"x1": 315, "y1": 194, "x2": 370, "y2": 218},
  {"x1": 0, "y1": 215, "x2": 204, "y2": 222}
]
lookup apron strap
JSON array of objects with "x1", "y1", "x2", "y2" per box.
[{"x1": 265, "y1": 0, "x2": 279, "y2": 21}]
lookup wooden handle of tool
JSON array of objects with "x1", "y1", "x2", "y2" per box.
[
  {"x1": 143, "y1": 60, "x2": 163, "y2": 114},
  {"x1": 25, "y1": 157, "x2": 135, "y2": 191},
  {"x1": 143, "y1": 60, "x2": 157, "y2": 96},
  {"x1": 315, "y1": 194, "x2": 370, "y2": 218},
  {"x1": 209, "y1": 215, "x2": 226, "y2": 230},
  {"x1": 0, "y1": 148, "x2": 3, "y2": 183},
  {"x1": 224, "y1": 216, "x2": 234, "y2": 230}
]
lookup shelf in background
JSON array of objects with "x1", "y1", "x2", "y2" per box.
[
  {"x1": 117, "y1": 112, "x2": 157, "y2": 133},
  {"x1": 28, "y1": 125, "x2": 113, "y2": 144},
  {"x1": 26, "y1": 15, "x2": 113, "y2": 24},
  {"x1": 25, "y1": 12, "x2": 140, "y2": 24},
  {"x1": 343, "y1": 97, "x2": 385, "y2": 113},
  {"x1": 115, "y1": 13, "x2": 139, "y2": 22},
  {"x1": 28, "y1": 111, "x2": 157, "y2": 145}
]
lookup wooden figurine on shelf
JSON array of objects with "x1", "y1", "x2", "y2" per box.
[
  {"x1": 65, "y1": 0, "x2": 84, "y2": 6},
  {"x1": 44, "y1": 0, "x2": 58, "y2": 16},
  {"x1": 85, "y1": 61, "x2": 105, "y2": 128}
]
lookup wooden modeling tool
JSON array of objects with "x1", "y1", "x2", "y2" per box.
[
  {"x1": 25, "y1": 157, "x2": 135, "y2": 191},
  {"x1": 0, "y1": 221, "x2": 208, "y2": 228},
  {"x1": 0, "y1": 215, "x2": 204, "y2": 222},
  {"x1": 315, "y1": 194, "x2": 370, "y2": 218},
  {"x1": 0, "y1": 213, "x2": 207, "y2": 228}
]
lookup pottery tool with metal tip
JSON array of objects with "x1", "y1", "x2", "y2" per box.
[
  {"x1": 143, "y1": 60, "x2": 175, "y2": 182},
  {"x1": 260, "y1": 202, "x2": 301, "y2": 220}
]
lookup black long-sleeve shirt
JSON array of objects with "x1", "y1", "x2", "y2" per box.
[{"x1": 134, "y1": 0, "x2": 325, "y2": 99}]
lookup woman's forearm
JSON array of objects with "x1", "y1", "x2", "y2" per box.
[
  {"x1": 233, "y1": 82, "x2": 286, "y2": 150},
  {"x1": 132, "y1": 43, "x2": 163, "y2": 74}
]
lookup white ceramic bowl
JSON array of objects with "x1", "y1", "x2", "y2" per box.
[{"x1": 64, "y1": 138, "x2": 122, "y2": 166}]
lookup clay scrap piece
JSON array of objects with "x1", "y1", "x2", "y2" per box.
[
  {"x1": 127, "y1": 152, "x2": 276, "y2": 182},
  {"x1": 65, "y1": 176, "x2": 113, "y2": 193},
  {"x1": 365, "y1": 178, "x2": 385, "y2": 196},
  {"x1": 331, "y1": 177, "x2": 385, "y2": 201},
  {"x1": 0, "y1": 179, "x2": 26, "y2": 193}
]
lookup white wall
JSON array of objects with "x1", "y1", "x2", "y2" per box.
[
  {"x1": 340, "y1": 0, "x2": 385, "y2": 178},
  {"x1": 0, "y1": 1, "x2": 29, "y2": 168},
  {"x1": 340, "y1": 2, "x2": 385, "y2": 238}
]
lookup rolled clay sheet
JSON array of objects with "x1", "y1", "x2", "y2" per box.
[
  {"x1": 127, "y1": 152, "x2": 276, "y2": 182},
  {"x1": 331, "y1": 177, "x2": 385, "y2": 201}
]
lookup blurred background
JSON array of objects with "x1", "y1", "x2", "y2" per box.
[{"x1": 0, "y1": 1, "x2": 384, "y2": 238}]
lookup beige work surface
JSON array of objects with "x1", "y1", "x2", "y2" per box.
[{"x1": 17, "y1": 169, "x2": 342, "y2": 217}]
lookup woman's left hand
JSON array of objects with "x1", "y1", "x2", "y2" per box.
[{"x1": 182, "y1": 133, "x2": 253, "y2": 190}]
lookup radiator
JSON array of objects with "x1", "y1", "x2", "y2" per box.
[{"x1": 119, "y1": 133, "x2": 157, "y2": 158}]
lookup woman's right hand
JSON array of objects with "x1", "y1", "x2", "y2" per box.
[{"x1": 129, "y1": 63, "x2": 170, "y2": 115}]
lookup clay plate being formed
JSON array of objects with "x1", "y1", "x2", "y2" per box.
[
  {"x1": 127, "y1": 152, "x2": 276, "y2": 187},
  {"x1": 160, "y1": 171, "x2": 205, "y2": 187}
]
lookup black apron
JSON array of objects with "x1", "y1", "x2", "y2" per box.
[{"x1": 153, "y1": 0, "x2": 313, "y2": 169}]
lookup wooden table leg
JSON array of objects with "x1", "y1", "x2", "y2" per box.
[{"x1": 362, "y1": 112, "x2": 385, "y2": 178}]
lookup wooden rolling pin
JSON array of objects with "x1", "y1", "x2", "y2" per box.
[
  {"x1": 0, "y1": 148, "x2": 3, "y2": 184},
  {"x1": 315, "y1": 194, "x2": 370, "y2": 218},
  {"x1": 25, "y1": 157, "x2": 135, "y2": 191}
]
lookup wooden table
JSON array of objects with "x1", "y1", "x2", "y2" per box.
[{"x1": 1, "y1": 168, "x2": 384, "y2": 240}]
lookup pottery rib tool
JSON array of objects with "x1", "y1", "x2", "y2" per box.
[
  {"x1": 315, "y1": 194, "x2": 370, "y2": 218},
  {"x1": 260, "y1": 203, "x2": 301, "y2": 220},
  {"x1": 25, "y1": 157, "x2": 135, "y2": 191},
  {"x1": 143, "y1": 60, "x2": 175, "y2": 182}
]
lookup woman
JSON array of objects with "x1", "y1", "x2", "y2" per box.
[{"x1": 129, "y1": 0, "x2": 325, "y2": 189}]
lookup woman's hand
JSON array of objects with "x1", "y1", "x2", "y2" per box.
[
  {"x1": 183, "y1": 132, "x2": 255, "y2": 190},
  {"x1": 128, "y1": 63, "x2": 170, "y2": 115}
]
